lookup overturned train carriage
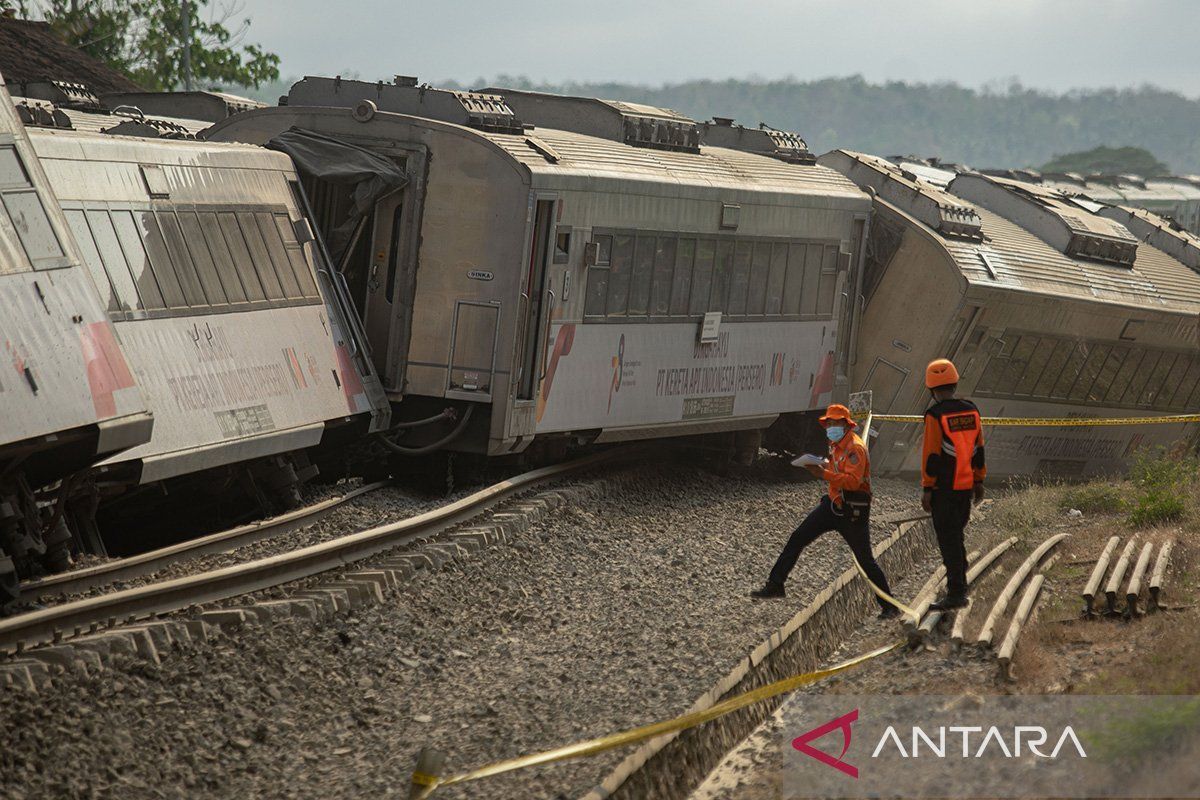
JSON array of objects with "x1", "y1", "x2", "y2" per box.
[
  {"x1": 16, "y1": 101, "x2": 389, "y2": 552},
  {"x1": 0, "y1": 76, "x2": 153, "y2": 588},
  {"x1": 208, "y1": 78, "x2": 873, "y2": 459},
  {"x1": 821, "y1": 150, "x2": 1200, "y2": 479}
]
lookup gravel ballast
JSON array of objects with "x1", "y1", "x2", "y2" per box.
[{"x1": 1, "y1": 460, "x2": 925, "y2": 800}]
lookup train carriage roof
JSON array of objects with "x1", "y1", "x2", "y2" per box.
[{"x1": 822, "y1": 149, "x2": 1200, "y2": 315}]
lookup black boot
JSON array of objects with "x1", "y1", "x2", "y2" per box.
[
  {"x1": 930, "y1": 594, "x2": 968, "y2": 611},
  {"x1": 750, "y1": 580, "x2": 786, "y2": 599},
  {"x1": 877, "y1": 605, "x2": 902, "y2": 620}
]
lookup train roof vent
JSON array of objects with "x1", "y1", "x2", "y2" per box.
[
  {"x1": 101, "y1": 112, "x2": 197, "y2": 140},
  {"x1": 1100, "y1": 204, "x2": 1200, "y2": 274},
  {"x1": 817, "y1": 150, "x2": 983, "y2": 240},
  {"x1": 285, "y1": 76, "x2": 524, "y2": 134},
  {"x1": 100, "y1": 91, "x2": 265, "y2": 123},
  {"x1": 11, "y1": 98, "x2": 73, "y2": 129},
  {"x1": 477, "y1": 87, "x2": 701, "y2": 153},
  {"x1": 20, "y1": 81, "x2": 102, "y2": 110},
  {"x1": 700, "y1": 120, "x2": 815, "y2": 164},
  {"x1": 951, "y1": 173, "x2": 1139, "y2": 266}
]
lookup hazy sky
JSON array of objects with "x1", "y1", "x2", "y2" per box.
[{"x1": 232, "y1": 0, "x2": 1200, "y2": 96}]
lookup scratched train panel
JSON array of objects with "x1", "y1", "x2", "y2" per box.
[
  {"x1": 821, "y1": 150, "x2": 1200, "y2": 479},
  {"x1": 209, "y1": 77, "x2": 872, "y2": 458},
  {"x1": 0, "y1": 73, "x2": 152, "y2": 586},
  {"x1": 23, "y1": 110, "x2": 390, "y2": 490}
]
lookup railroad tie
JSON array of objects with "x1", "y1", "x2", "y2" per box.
[{"x1": 1148, "y1": 540, "x2": 1174, "y2": 612}]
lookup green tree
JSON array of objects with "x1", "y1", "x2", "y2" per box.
[
  {"x1": 40, "y1": 0, "x2": 279, "y2": 91},
  {"x1": 1041, "y1": 145, "x2": 1170, "y2": 176}
]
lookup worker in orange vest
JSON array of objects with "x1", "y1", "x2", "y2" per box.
[
  {"x1": 921, "y1": 359, "x2": 986, "y2": 611},
  {"x1": 752, "y1": 404, "x2": 900, "y2": 619}
]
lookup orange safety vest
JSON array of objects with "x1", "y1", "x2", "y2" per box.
[
  {"x1": 922, "y1": 398, "x2": 986, "y2": 491},
  {"x1": 823, "y1": 430, "x2": 871, "y2": 506}
]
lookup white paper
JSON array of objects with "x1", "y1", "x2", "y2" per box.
[{"x1": 791, "y1": 453, "x2": 828, "y2": 468}]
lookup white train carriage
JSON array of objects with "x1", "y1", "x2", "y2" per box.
[
  {"x1": 0, "y1": 76, "x2": 151, "y2": 585},
  {"x1": 207, "y1": 77, "x2": 873, "y2": 460},
  {"x1": 18, "y1": 103, "x2": 389, "y2": 538},
  {"x1": 820, "y1": 150, "x2": 1200, "y2": 479}
]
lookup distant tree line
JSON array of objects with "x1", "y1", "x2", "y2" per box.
[{"x1": 426, "y1": 75, "x2": 1200, "y2": 175}]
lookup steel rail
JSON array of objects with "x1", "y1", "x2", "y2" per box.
[
  {"x1": 0, "y1": 448, "x2": 630, "y2": 655},
  {"x1": 20, "y1": 481, "x2": 392, "y2": 599}
]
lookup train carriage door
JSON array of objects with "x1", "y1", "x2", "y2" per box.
[{"x1": 516, "y1": 198, "x2": 556, "y2": 401}]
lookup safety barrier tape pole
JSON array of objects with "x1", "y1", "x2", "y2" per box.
[
  {"x1": 997, "y1": 573, "x2": 1045, "y2": 682},
  {"x1": 1149, "y1": 540, "x2": 1174, "y2": 612},
  {"x1": 975, "y1": 533, "x2": 1069, "y2": 648},
  {"x1": 410, "y1": 641, "x2": 902, "y2": 797},
  {"x1": 1104, "y1": 537, "x2": 1139, "y2": 615},
  {"x1": 1082, "y1": 536, "x2": 1121, "y2": 617},
  {"x1": 1125, "y1": 542, "x2": 1155, "y2": 617}
]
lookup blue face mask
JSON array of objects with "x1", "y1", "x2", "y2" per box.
[{"x1": 825, "y1": 425, "x2": 846, "y2": 442}]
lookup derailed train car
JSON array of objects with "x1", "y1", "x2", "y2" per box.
[
  {"x1": 207, "y1": 77, "x2": 873, "y2": 462},
  {"x1": 820, "y1": 150, "x2": 1200, "y2": 479},
  {"x1": 0, "y1": 75, "x2": 152, "y2": 591},
  {"x1": 13, "y1": 97, "x2": 389, "y2": 555}
]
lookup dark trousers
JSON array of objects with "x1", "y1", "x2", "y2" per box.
[
  {"x1": 930, "y1": 489, "x2": 972, "y2": 599},
  {"x1": 768, "y1": 495, "x2": 892, "y2": 609}
]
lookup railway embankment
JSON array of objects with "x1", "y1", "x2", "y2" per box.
[{"x1": 0, "y1": 461, "x2": 923, "y2": 800}]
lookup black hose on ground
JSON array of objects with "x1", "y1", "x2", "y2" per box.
[{"x1": 377, "y1": 405, "x2": 476, "y2": 456}]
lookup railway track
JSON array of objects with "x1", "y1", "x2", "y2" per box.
[
  {"x1": 19, "y1": 481, "x2": 392, "y2": 600},
  {"x1": 0, "y1": 448, "x2": 631, "y2": 657}
]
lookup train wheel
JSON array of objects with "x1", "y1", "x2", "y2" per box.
[{"x1": 0, "y1": 554, "x2": 17, "y2": 606}]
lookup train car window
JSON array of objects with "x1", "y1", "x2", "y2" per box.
[
  {"x1": 765, "y1": 243, "x2": 787, "y2": 315},
  {"x1": 0, "y1": 147, "x2": 28, "y2": 187},
  {"x1": 254, "y1": 212, "x2": 303, "y2": 299},
  {"x1": 816, "y1": 245, "x2": 839, "y2": 318},
  {"x1": 553, "y1": 228, "x2": 571, "y2": 264},
  {"x1": 274, "y1": 215, "x2": 320, "y2": 298},
  {"x1": 1034, "y1": 339, "x2": 1075, "y2": 397},
  {"x1": 781, "y1": 243, "x2": 805, "y2": 316},
  {"x1": 1172, "y1": 356, "x2": 1200, "y2": 410},
  {"x1": 995, "y1": 336, "x2": 1033, "y2": 390},
  {"x1": 1015, "y1": 338, "x2": 1056, "y2": 396},
  {"x1": 688, "y1": 240, "x2": 715, "y2": 316},
  {"x1": 593, "y1": 234, "x2": 613, "y2": 266},
  {"x1": 1067, "y1": 343, "x2": 1111, "y2": 402},
  {"x1": 799, "y1": 244, "x2": 823, "y2": 317},
  {"x1": 155, "y1": 211, "x2": 214, "y2": 307},
  {"x1": 1132, "y1": 352, "x2": 1171, "y2": 410},
  {"x1": 1141, "y1": 351, "x2": 1178, "y2": 408},
  {"x1": 233, "y1": 213, "x2": 285, "y2": 300},
  {"x1": 746, "y1": 242, "x2": 771, "y2": 316},
  {"x1": 649, "y1": 236, "x2": 676, "y2": 316},
  {"x1": 87, "y1": 210, "x2": 146, "y2": 312},
  {"x1": 64, "y1": 209, "x2": 118, "y2": 315},
  {"x1": 110, "y1": 210, "x2": 167, "y2": 310},
  {"x1": 0, "y1": 146, "x2": 64, "y2": 270},
  {"x1": 1049, "y1": 342, "x2": 1086, "y2": 399},
  {"x1": 605, "y1": 233, "x2": 634, "y2": 316},
  {"x1": 669, "y1": 238, "x2": 694, "y2": 317},
  {"x1": 1126, "y1": 350, "x2": 1165, "y2": 407},
  {"x1": 3, "y1": 191, "x2": 64, "y2": 264},
  {"x1": 709, "y1": 239, "x2": 734, "y2": 313},
  {"x1": 727, "y1": 241, "x2": 753, "y2": 316},
  {"x1": 584, "y1": 267, "x2": 609, "y2": 317},
  {"x1": 132, "y1": 210, "x2": 189, "y2": 308},
  {"x1": 181, "y1": 211, "x2": 245, "y2": 305},
  {"x1": 627, "y1": 235, "x2": 655, "y2": 316},
  {"x1": 1088, "y1": 346, "x2": 1126, "y2": 403},
  {"x1": 211, "y1": 213, "x2": 263, "y2": 303},
  {"x1": 1103, "y1": 347, "x2": 1144, "y2": 404}
]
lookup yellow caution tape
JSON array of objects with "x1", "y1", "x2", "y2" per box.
[
  {"x1": 410, "y1": 771, "x2": 439, "y2": 787},
  {"x1": 871, "y1": 413, "x2": 1200, "y2": 427},
  {"x1": 410, "y1": 640, "x2": 901, "y2": 798},
  {"x1": 850, "y1": 555, "x2": 921, "y2": 623}
]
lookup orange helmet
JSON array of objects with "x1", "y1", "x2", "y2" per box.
[
  {"x1": 818, "y1": 403, "x2": 857, "y2": 428},
  {"x1": 925, "y1": 358, "x2": 960, "y2": 389}
]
